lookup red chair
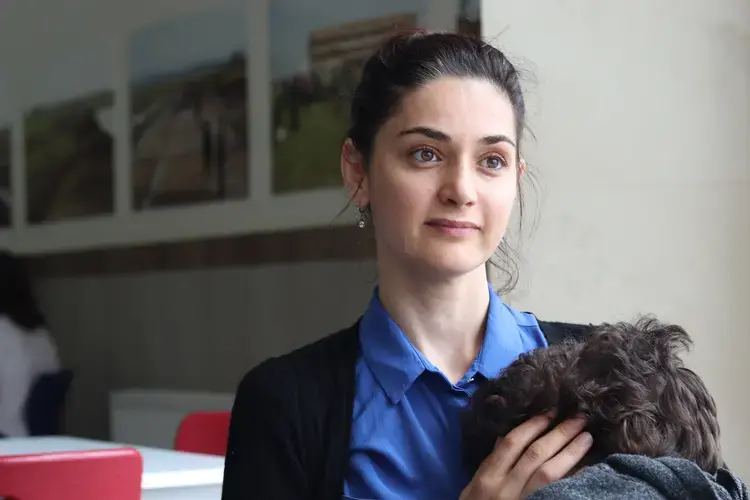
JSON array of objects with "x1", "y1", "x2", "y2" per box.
[
  {"x1": 0, "y1": 447, "x2": 142, "y2": 499},
  {"x1": 174, "y1": 410, "x2": 231, "y2": 456}
]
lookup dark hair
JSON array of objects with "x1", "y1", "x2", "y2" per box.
[
  {"x1": 349, "y1": 30, "x2": 526, "y2": 164},
  {"x1": 0, "y1": 251, "x2": 47, "y2": 331},
  {"x1": 462, "y1": 316, "x2": 722, "y2": 473},
  {"x1": 348, "y1": 31, "x2": 531, "y2": 292}
]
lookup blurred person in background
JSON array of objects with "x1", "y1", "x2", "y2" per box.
[{"x1": 0, "y1": 251, "x2": 60, "y2": 437}]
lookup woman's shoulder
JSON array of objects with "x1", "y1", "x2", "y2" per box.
[
  {"x1": 536, "y1": 318, "x2": 596, "y2": 344},
  {"x1": 23, "y1": 327, "x2": 61, "y2": 373},
  {"x1": 234, "y1": 321, "x2": 360, "y2": 401},
  {"x1": 494, "y1": 292, "x2": 595, "y2": 345},
  {"x1": 224, "y1": 325, "x2": 360, "y2": 499},
  {"x1": 504, "y1": 304, "x2": 595, "y2": 345},
  {"x1": 0, "y1": 316, "x2": 25, "y2": 352}
]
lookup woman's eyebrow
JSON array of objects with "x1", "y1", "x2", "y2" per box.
[{"x1": 398, "y1": 126, "x2": 516, "y2": 148}]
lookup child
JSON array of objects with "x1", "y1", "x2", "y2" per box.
[{"x1": 463, "y1": 317, "x2": 747, "y2": 499}]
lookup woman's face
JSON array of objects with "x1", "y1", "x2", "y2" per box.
[{"x1": 344, "y1": 76, "x2": 520, "y2": 277}]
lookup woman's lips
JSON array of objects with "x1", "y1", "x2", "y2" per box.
[{"x1": 425, "y1": 219, "x2": 480, "y2": 237}]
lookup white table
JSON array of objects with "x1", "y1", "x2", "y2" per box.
[{"x1": 0, "y1": 436, "x2": 224, "y2": 499}]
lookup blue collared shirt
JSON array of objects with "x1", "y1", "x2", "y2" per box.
[{"x1": 342, "y1": 286, "x2": 548, "y2": 500}]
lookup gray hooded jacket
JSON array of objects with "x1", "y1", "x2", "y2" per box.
[{"x1": 529, "y1": 454, "x2": 748, "y2": 500}]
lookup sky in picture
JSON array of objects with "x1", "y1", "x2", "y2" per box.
[
  {"x1": 130, "y1": 1, "x2": 245, "y2": 84},
  {"x1": 24, "y1": 42, "x2": 112, "y2": 108}
]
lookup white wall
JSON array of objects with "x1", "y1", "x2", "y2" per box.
[{"x1": 484, "y1": 0, "x2": 750, "y2": 474}]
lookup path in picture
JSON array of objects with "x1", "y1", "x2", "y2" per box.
[{"x1": 130, "y1": 3, "x2": 248, "y2": 209}]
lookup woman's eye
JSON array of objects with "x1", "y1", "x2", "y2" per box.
[
  {"x1": 411, "y1": 148, "x2": 439, "y2": 163},
  {"x1": 481, "y1": 155, "x2": 507, "y2": 170}
]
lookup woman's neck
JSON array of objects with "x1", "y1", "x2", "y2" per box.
[{"x1": 377, "y1": 263, "x2": 491, "y2": 384}]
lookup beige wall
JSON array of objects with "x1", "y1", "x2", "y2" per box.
[
  {"x1": 35, "y1": 260, "x2": 376, "y2": 439},
  {"x1": 485, "y1": 0, "x2": 750, "y2": 475}
]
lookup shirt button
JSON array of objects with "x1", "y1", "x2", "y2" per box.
[{"x1": 468, "y1": 377, "x2": 475, "y2": 383}]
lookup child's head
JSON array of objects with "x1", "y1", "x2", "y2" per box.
[{"x1": 463, "y1": 317, "x2": 722, "y2": 473}]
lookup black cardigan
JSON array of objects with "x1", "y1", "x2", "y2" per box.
[{"x1": 221, "y1": 319, "x2": 592, "y2": 500}]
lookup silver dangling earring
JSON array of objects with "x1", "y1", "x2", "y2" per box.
[{"x1": 357, "y1": 207, "x2": 367, "y2": 228}]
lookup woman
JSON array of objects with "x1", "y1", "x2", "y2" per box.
[
  {"x1": 0, "y1": 251, "x2": 60, "y2": 437},
  {"x1": 223, "y1": 31, "x2": 594, "y2": 499}
]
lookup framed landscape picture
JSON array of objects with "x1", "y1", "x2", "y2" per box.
[
  {"x1": 269, "y1": 0, "x2": 431, "y2": 194},
  {"x1": 130, "y1": 2, "x2": 249, "y2": 210},
  {"x1": 23, "y1": 44, "x2": 115, "y2": 224}
]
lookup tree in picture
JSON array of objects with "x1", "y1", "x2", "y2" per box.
[
  {"x1": 269, "y1": 0, "x2": 429, "y2": 194},
  {"x1": 24, "y1": 44, "x2": 115, "y2": 224}
]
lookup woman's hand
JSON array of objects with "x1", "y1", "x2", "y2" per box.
[{"x1": 460, "y1": 414, "x2": 593, "y2": 500}]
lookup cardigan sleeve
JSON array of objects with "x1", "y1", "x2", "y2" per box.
[{"x1": 221, "y1": 358, "x2": 309, "y2": 500}]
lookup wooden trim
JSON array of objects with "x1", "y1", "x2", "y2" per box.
[{"x1": 25, "y1": 226, "x2": 375, "y2": 278}]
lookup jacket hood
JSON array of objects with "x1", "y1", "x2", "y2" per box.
[{"x1": 528, "y1": 454, "x2": 748, "y2": 500}]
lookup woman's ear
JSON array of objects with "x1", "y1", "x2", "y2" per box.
[
  {"x1": 519, "y1": 157, "x2": 527, "y2": 177},
  {"x1": 341, "y1": 139, "x2": 369, "y2": 208}
]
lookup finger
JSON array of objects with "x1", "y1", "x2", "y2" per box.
[
  {"x1": 522, "y1": 431, "x2": 594, "y2": 496},
  {"x1": 486, "y1": 413, "x2": 554, "y2": 472},
  {"x1": 505, "y1": 416, "x2": 587, "y2": 489}
]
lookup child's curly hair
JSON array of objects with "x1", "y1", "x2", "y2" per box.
[{"x1": 463, "y1": 316, "x2": 722, "y2": 473}]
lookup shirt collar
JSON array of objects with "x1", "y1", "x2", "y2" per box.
[
  {"x1": 472, "y1": 287, "x2": 526, "y2": 380},
  {"x1": 359, "y1": 285, "x2": 526, "y2": 404},
  {"x1": 359, "y1": 290, "x2": 426, "y2": 404}
]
